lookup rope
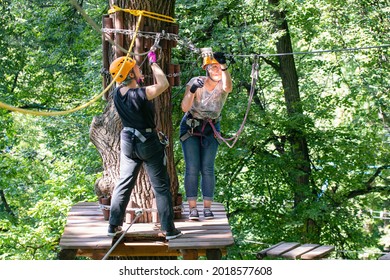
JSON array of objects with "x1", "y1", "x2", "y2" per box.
[
  {"x1": 0, "y1": 95, "x2": 106, "y2": 116},
  {"x1": 227, "y1": 44, "x2": 390, "y2": 58},
  {"x1": 209, "y1": 56, "x2": 260, "y2": 148},
  {"x1": 108, "y1": 5, "x2": 176, "y2": 23}
]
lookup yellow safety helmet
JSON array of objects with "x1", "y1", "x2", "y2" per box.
[
  {"x1": 202, "y1": 56, "x2": 219, "y2": 69},
  {"x1": 109, "y1": 56, "x2": 136, "y2": 82}
]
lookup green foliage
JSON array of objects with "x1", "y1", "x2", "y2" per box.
[
  {"x1": 0, "y1": 0, "x2": 389, "y2": 260},
  {"x1": 0, "y1": 0, "x2": 103, "y2": 259},
  {"x1": 0, "y1": 113, "x2": 100, "y2": 259}
]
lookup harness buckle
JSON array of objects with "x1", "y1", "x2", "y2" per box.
[
  {"x1": 186, "y1": 118, "x2": 200, "y2": 134},
  {"x1": 123, "y1": 127, "x2": 152, "y2": 143}
]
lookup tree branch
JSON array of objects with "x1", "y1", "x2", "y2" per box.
[
  {"x1": 260, "y1": 55, "x2": 280, "y2": 72},
  {"x1": 346, "y1": 165, "x2": 390, "y2": 199},
  {"x1": 202, "y1": 1, "x2": 240, "y2": 40},
  {"x1": 0, "y1": 189, "x2": 15, "y2": 217}
]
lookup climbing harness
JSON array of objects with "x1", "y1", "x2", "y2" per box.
[
  {"x1": 123, "y1": 127, "x2": 153, "y2": 143},
  {"x1": 122, "y1": 127, "x2": 170, "y2": 165},
  {"x1": 186, "y1": 118, "x2": 201, "y2": 135},
  {"x1": 123, "y1": 126, "x2": 170, "y2": 165},
  {"x1": 157, "y1": 130, "x2": 169, "y2": 166},
  {"x1": 158, "y1": 131, "x2": 169, "y2": 147},
  {"x1": 180, "y1": 113, "x2": 222, "y2": 145}
]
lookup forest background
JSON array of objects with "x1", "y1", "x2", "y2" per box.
[{"x1": 0, "y1": 0, "x2": 389, "y2": 260}]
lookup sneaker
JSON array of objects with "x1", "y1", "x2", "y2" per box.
[
  {"x1": 189, "y1": 208, "x2": 199, "y2": 220},
  {"x1": 165, "y1": 228, "x2": 183, "y2": 240},
  {"x1": 203, "y1": 208, "x2": 214, "y2": 219},
  {"x1": 107, "y1": 225, "x2": 123, "y2": 237}
]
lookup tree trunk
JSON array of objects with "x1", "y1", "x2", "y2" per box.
[
  {"x1": 90, "y1": 0, "x2": 178, "y2": 223},
  {"x1": 268, "y1": 0, "x2": 318, "y2": 241}
]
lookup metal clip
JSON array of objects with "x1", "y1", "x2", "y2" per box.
[
  {"x1": 200, "y1": 47, "x2": 213, "y2": 58},
  {"x1": 151, "y1": 31, "x2": 162, "y2": 52},
  {"x1": 158, "y1": 131, "x2": 169, "y2": 147},
  {"x1": 251, "y1": 55, "x2": 259, "y2": 80},
  {"x1": 186, "y1": 118, "x2": 200, "y2": 134}
]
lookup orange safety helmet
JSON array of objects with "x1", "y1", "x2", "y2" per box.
[
  {"x1": 202, "y1": 56, "x2": 219, "y2": 70},
  {"x1": 109, "y1": 56, "x2": 136, "y2": 82}
]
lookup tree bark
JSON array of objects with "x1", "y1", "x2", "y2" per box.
[
  {"x1": 90, "y1": 0, "x2": 178, "y2": 223},
  {"x1": 268, "y1": 0, "x2": 317, "y2": 241},
  {"x1": 268, "y1": 0, "x2": 311, "y2": 204}
]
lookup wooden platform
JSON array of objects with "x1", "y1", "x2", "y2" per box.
[
  {"x1": 58, "y1": 202, "x2": 234, "y2": 260},
  {"x1": 256, "y1": 242, "x2": 335, "y2": 260},
  {"x1": 379, "y1": 252, "x2": 390, "y2": 260}
]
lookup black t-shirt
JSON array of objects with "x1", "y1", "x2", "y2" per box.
[{"x1": 113, "y1": 86, "x2": 155, "y2": 129}]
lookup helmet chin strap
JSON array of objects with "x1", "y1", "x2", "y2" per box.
[
  {"x1": 122, "y1": 76, "x2": 134, "y2": 86},
  {"x1": 137, "y1": 78, "x2": 144, "y2": 87},
  {"x1": 123, "y1": 69, "x2": 144, "y2": 87}
]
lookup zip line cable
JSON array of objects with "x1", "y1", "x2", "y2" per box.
[
  {"x1": 228, "y1": 44, "x2": 390, "y2": 58},
  {"x1": 0, "y1": 1, "x2": 388, "y2": 116}
]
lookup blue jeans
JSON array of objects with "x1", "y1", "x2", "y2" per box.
[
  {"x1": 180, "y1": 116, "x2": 220, "y2": 202},
  {"x1": 109, "y1": 130, "x2": 175, "y2": 232}
]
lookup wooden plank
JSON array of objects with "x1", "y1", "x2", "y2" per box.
[
  {"x1": 72, "y1": 202, "x2": 101, "y2": 207},
  {"x1": 59, "y1": 239, "x2": 112, "y2": 249},
  {"x1": 179, "y1": 229, "x2": 232, "y2": 235},
  {"x1": 300, "y1": 245, "x2": 335, "y2": 260},
  {"x1": 181, "y1": 249, "x2": 198, "y2": 260},
  {"x1": 68, "y1": 210, "x2": 103, "y2": 216},
  {"x1": 60, "y1": 235, "x2": 112, "y2": 242},
  {"x1": 177, "y1": 233, "x2": 233, "y2": 241},
  {"x1": 169, "y1": 240, "x2": 234, "y2": 250},
  {"x1": 183, "y1": 220, "x2": 227, "y2": 226},
  {"x1": 61, "y1": 232, "x2": 111, "y2": 238},
  {"x1": 378, "y1": 253, "x2": 390, "y2": 260},
  {"x1": 256, "y1": 242, "x2": 286, "y2": 259},
  {"x1": 65, "y1": 217, "x2": 106, "y2": 223},
  {"x1": 123, "y1": 241, "x2": 168, "y2": 247},
  {"x1": 281, "y1": 244, "x2": 320, "y2": 259},
  {"x1": 76, "y1": 247, "x2": 226, "y2": 259},
  {"x1": 266, "y1": 242, "x2": 300, "y2": 257},
  {"x1": 71, "y1": 201, "x2": 226, "y2": 209}
]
